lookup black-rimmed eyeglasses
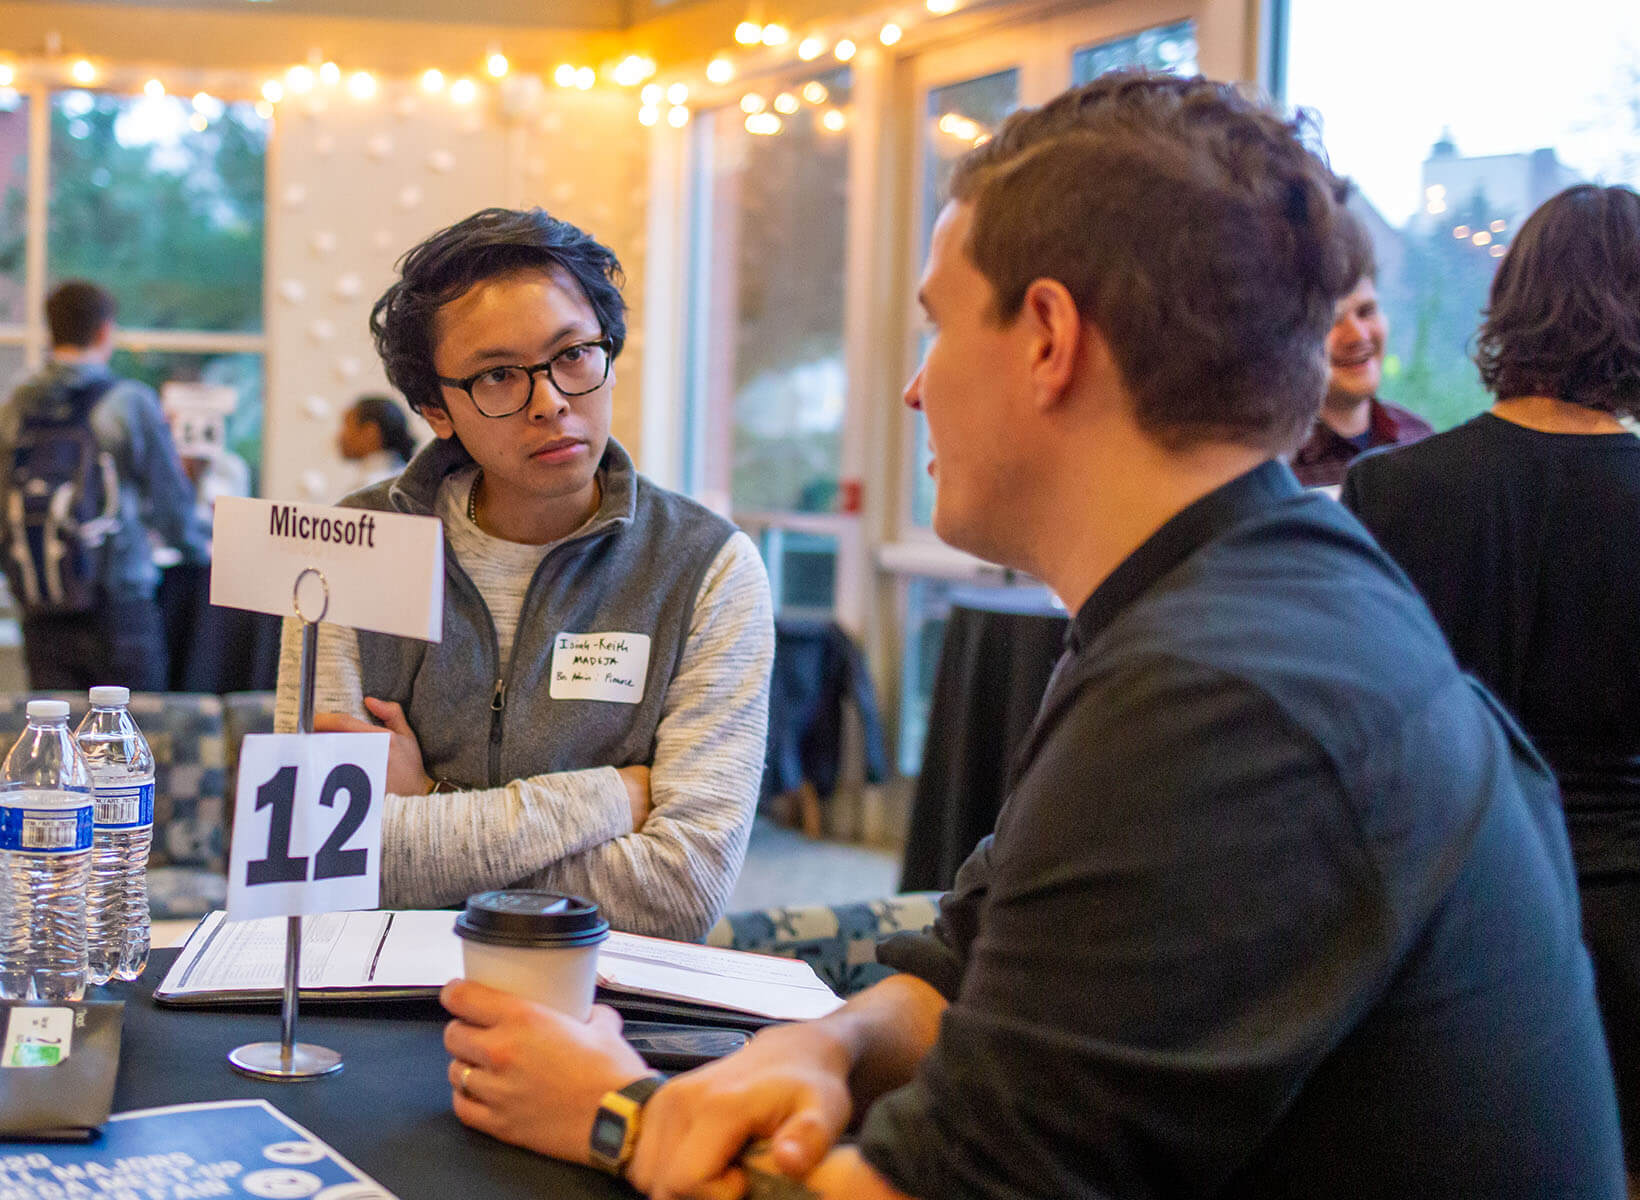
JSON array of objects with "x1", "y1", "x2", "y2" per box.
[{"x1": 436, "y1": 337, "x2": 613, "y2": 418}]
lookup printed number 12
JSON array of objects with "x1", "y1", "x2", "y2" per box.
[{"x1": 245, "y1": 764, "x2": 373, "y2": 886}]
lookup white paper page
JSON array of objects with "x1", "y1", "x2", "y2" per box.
[
  {"x1": 366, "y1": 910, "x2": 466, "y2": 988},
  {"x1": 163, "y1": 911, "x2": 401, "y2": 994},
  {"x1": 599, "y1": 931, "x2": 843, "y2": 1021}
]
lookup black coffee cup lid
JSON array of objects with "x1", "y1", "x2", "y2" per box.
[{"x1": 454, "y1": 890, "x2": 609, "y2": 949}]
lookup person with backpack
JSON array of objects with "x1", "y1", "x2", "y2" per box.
[{"x1": 0, "y1": 280, "x2": 208, "y2": 691}]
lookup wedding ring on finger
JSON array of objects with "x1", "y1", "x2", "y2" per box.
[{"x1": 458, "y1": 1062, "x2": 475, "y2": 1097}]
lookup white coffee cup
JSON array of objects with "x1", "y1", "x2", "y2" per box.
[{"x1": 453, "y1": 890, "x2": 609, "y2": 1020}]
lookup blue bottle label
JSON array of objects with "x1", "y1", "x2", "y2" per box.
[
  {"x1": 0, "y1": 798, "x2": 94, "y2": 853},
  {"x1": 93, "y1": 781, "x2": 155, "y2": 829}
]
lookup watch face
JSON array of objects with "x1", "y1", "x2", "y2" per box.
[{"x1": 591, "y1": 1110, "x2": 626, "y2": 1158}]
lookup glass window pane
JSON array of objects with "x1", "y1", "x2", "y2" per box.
[
  {"x1": 755, "y1": 526, "x2": 838, "y2": 616},
  {"x1": 699, "y1": 68, "x2": 851, "y2": 515},
  {"x1": 110, "y1": 349, "x2": 263, "y2": 491},
  {"x1": 49, "y1": 91, "x2": 267, "y2": 333},
  {"x1": 0, "y1": 91, "x2": 27, "y2": 325},
  {"x1": 899, "y1": 578, "x2": 954, "y2": 775},
  {"x1": 1284, "y1": 0, "x2": 1637, "y2": 431},
  {"x1": 1072, "y1": 19, "x2": 1198, "y2": 85}
]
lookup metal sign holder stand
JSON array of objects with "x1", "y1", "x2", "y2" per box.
[{"x1": 228, "y1": 567, "x2": 343, "y2": 1082}]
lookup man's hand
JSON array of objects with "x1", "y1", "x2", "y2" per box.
[
  {"x1": 313, "y1": 697, "x2": 431, "y2": 796},
  {"x1": 627, "y1": 1019, "x2": 855, "y2": 1199},
  {"x1": 618, "y1": 764, "x2": 653, "y2": 830},
  {"x1": 441, "y1": 979, "x2": 649, "y2": 1164}
]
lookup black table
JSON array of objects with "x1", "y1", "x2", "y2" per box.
[
  {"x1": 98, "y1": 949, "x2": 627, "y2": 1199},
  {"x1": 899, "y1": 589, "x2": 1069, "y2": 892}
]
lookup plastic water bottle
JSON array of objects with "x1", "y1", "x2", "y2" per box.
[
  {"x1": 0, "y1": 699, "x2": 94, "y2": 1002},
  {"x1": 76, "y1": 686, "x2": 155, "y2": 984}
]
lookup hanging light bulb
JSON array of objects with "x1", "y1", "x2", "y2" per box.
[
  {"x1": 641, "y1": 83, "x2": 664, "y2": 105},
  {"x1": 927, "y1": 0, "x2": 958, "y2": 12},
  {"x1": 667, "y1": 83, "x2": 689, "y2": 105},
  {"x1": 668, "y1": 105, "x2": 690, "y2": 128},
  {"x1": 745, "y1": 111, "x2": 782, "y2": 135},
  {"x1": 801, "y1": 81, "x2": 828, "y2": 104},
  {"x1": 189, "y1": 113, "x2": 208, "y2": 132},
  {"x1": 761, "y1": 24, "x2": 790, "y2": 46},
  {"x1": 834, "y1": 39, "x2": 857, "y2": 61},
  {"x1": 0, "y1": 66, "x2": 15, "y2": 89},
  {"x1": 879, "y1": 23, "x2": 903, "y2": 45},
  {"x1": 450, "y1": 77, "x2": 478, "y2": 104},
  {"x1": 262, "y1": 80, "x2": 285, "y2": 103},
  {"x1": 70, "y1": 59, "x2": 97, "y2": 85},
  {"x1": 554, "y1": 64, "x2": 577, "y2": 87},
  {"x1": 255, "y1": 100, "x2": 275, "y2": 120},
  {"x1": 740, "y1": 92, "x2": 766, "y2": 114},
  {"x1": 774, "y1": 91, "x2": 799, "y2": 114},
  {"x1": 422, "y1": 68, "x2": 445, "y2": 93},
  {"x1": 706, "y1": 58, "x2": 734, "y2": 84},
  {"x1": 639, "y1": 105, "x2": 660, "y2": 127},
  {"x1": 798, "y1": 36, "x2": 826, "y2": 61},
  {"x1": 347, "y1": 71, "x2": 377, "y2": 99},
  {"x1": 821, "y1": 108, "x2": 846, "y2": 132},
  {"x1": 487, "y1": 53, "x2": 509, "y2": 78},
  {"x1": 143, "y1": 78, "x2": 164, "y2": 98},
  {"x1": 319, "y1": 61, "x2": 341, "y2": 86},
  {"x1": 287, "y1": 64, "x2": 315, "y2": 93},
  {"x1": 735, "y1": 21, "x2": 763, "y2": 45},
  {"x1": 574, "y1": 66, "x2": 595, "y2": 90}
]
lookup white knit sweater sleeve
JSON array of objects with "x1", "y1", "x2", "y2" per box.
[{"x1": 271, "y1": 530, "x2": 773, "y2": 940}]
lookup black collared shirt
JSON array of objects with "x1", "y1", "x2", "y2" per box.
[{"x1": 861, "y1": 461, "x2": 1621, "y2": 1198}]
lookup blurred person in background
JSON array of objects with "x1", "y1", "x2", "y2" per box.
[
  {"x1": 339, "y1": 393, "x2": 418, "y2": 488},
  {"x1": 1345, "y1": 182, "x2": 1640, "y2": 1164},
  {"x1": 1292, "y1": 263, "x2": 1431, "y2": 487}
]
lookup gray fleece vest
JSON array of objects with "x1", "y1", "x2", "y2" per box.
[{"x1": 341, "y1": 437, "x2": 736, "y2": 789}]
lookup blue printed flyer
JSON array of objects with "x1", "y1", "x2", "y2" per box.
[{"x1": 0, "y1": 1099, "x2": 397, "y2": 1199}]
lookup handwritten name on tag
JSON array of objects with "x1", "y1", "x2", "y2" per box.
[{"x1": 550, "y1": 632, "x2": 651, "y2": 703}]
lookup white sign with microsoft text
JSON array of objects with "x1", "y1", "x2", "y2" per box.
[{"x1": 210, "y1": 496, "x2": 444, "y2": 641}]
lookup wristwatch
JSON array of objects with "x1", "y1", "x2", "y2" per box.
[{"x1": 588, "y1": 1074, "x2": 664, "y2": 1176}]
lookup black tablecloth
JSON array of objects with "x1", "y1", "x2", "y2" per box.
[
  {"x1": 97, "y1": 949, "x2": 627, "y2": 1199},
  {"x1": 899, "y1": 595, "x2": 1069, "y2": 892},
  {"x1": 157, "y1": 563, "x2": 284, "y2": 693}
]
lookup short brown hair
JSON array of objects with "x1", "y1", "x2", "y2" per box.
[
  {"x1": 45, "y1": 280, "x2": 116, "y2": 348},
  {"x1": 1475, "y1": 184, "x2": 1640, "y2": 416},
  {"x1": 947, "y1": 71, "x2": 1368, "y2": 454}
]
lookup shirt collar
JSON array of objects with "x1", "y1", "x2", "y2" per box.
[{"x1": 1070, "y1": 459, "x2": 1302, "y2": 652}]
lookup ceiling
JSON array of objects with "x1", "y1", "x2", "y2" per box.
[{"x1": 4, "y1": 0, "x2": 673, "y2": 29}]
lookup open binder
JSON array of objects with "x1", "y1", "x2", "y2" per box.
[{"x1": 154, "y1": 909, "x2": 843, "y2": 1028}]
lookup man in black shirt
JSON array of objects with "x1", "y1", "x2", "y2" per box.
[{"x1": 437, "y1": 74, "x2": 1624, "y2": 1198}]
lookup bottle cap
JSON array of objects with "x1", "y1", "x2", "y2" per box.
[
  {"x1": 26, "y1": 699, "x2": 70, "y2": 720},
  {"x1": 89, "y1": 686, "x2": 130, "y2": 706}
]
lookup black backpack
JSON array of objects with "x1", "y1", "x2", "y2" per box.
[{"x1": 4, "y1": 377, "x2": 121, "y2": 614}]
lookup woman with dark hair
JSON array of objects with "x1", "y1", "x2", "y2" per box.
[
  {"x1": 1344, "y1": 182, "x2": 1640, "y2": 1156},
  {"x1": 339, "y1": 394, "x2": 416, "y2": 484}
]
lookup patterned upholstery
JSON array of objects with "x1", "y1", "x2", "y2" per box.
[
  {"x1": 0, "y1": 690, "x2": 229, "y2": 920},
  {"x1": 707, "y1": 893, "x2": 941, "y2": 996}
]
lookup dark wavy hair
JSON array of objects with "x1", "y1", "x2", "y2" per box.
[
  {"x1": 1475, "y1": 184, "x2": 1640, "y2": 416},
  {"x1": 370, "y1": 208, "x2": 626, "y2": 416},
  {"x1": 947, "y1": 71, "x2": 1369, "y2": 454}
]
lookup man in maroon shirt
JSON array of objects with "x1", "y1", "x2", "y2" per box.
[{"x1": 1292, "y1": 273, "x2": 1432, "y2": 486}]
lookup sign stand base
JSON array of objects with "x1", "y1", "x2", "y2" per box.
[
  {"x1": 229, "y1": 572, "x2": 342, "y2": 1081},
  {"x1": 228, "y1": 1041, "x2": 344, "y2": 1081}
]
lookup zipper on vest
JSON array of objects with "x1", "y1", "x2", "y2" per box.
[{"x1": 488, "y1": 677, "x2": 506, "y2": 783}]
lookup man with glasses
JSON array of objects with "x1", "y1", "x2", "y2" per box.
[{"x1": 273, "y1": 207, "x2": 774, "y2": 940}]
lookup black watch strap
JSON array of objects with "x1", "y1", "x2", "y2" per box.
[{"x1": 620, "y1": 1074, "x2": 664, "y2": 1104}]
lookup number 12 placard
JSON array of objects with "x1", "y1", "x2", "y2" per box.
[{"x1": 228, "y1": 733, "x2": 391, "y2": 922}]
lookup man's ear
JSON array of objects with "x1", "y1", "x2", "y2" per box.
[
  {"x1": 1022, "y1": 278, "x2": 1083, "y2": 412},
  {"x1": 422, "y1": 403, "x2": 457, "y2": 440}
]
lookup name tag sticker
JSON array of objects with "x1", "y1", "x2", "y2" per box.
[
  {"x1": 550, "y1": 632, "x2": 651, "y2": 703},
  {"x1": 3, "y1": 1006, "x2": 72, "y2": 1068}
]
